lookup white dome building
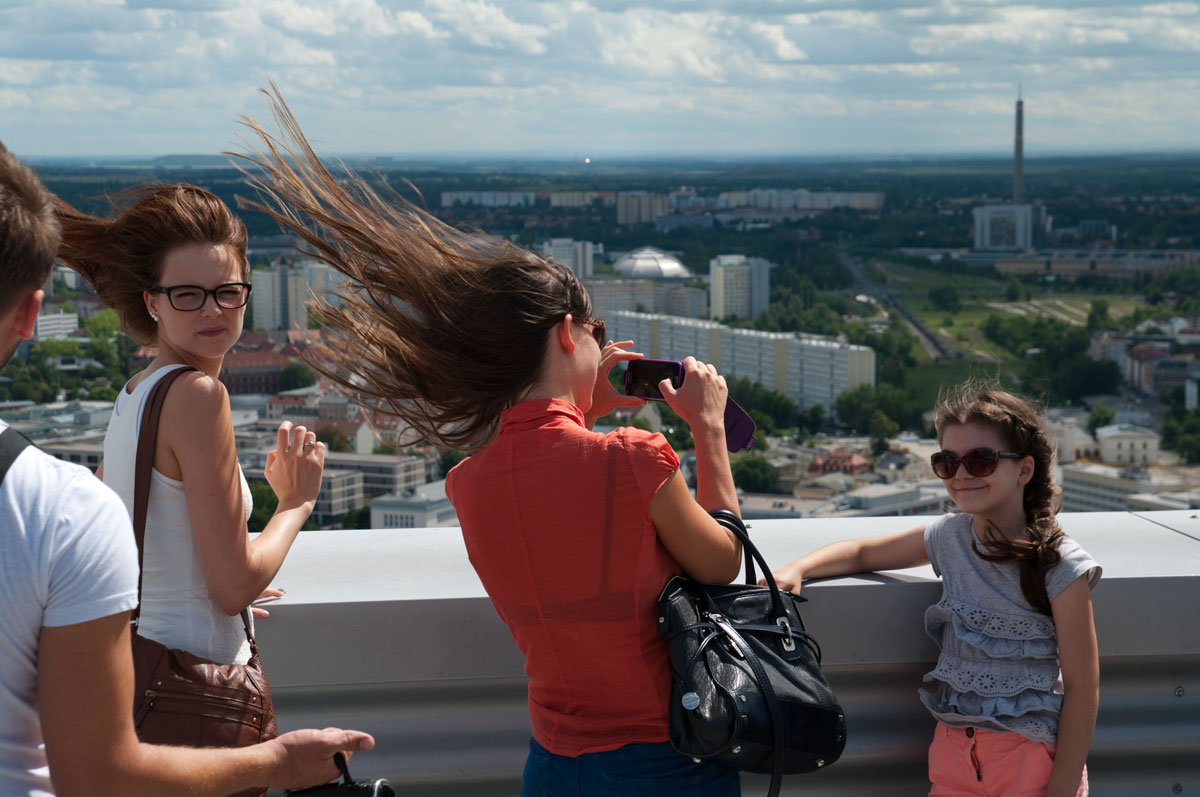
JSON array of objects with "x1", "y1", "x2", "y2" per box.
[{"x1": 612, "y1": 247, "x2": 691, "y2": 280}]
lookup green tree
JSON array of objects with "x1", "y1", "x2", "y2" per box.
[
  {"x1": 340, "y1": 503, "x2": 372, "y2": 530},
  {"x1": 731, "y1": 456, "x2": 780, "y2": 493},
  {"x1": 316, "y1": 425, "x2": 352, "y2": 452},
  {"x1": 439, "y1": 449, "x2": 466, "y2": 478},
  {"x1": 1086, "y1": 299, "x2": 1111, "y2": 333},
  {"x1": 1086, "y1": 403, "x2": 1115, "y2": 437},
  {"x1": 928, "y1": 284, "x2": 961, "y2": 314},
  {"x1": 1005, "y1": 278, "x2": 1023, "y2": 302},
  {"x1": 868, "y1": 409, "x2": 899, "y2": 455},
  {"x1": 798, "y1": 405, "x2": 825, "y2": 436},
  {"x1": 247, "y1": 479, "x2": 279, "y2": 533},
  {"x1": 84, "y1": 309, "x2": 121, "y2": 340},
  {"x1": 280, "y1": 361, "x2": 317, "y2": 390}
]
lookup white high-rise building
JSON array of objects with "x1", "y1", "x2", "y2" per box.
[
  {"x1": 709, "y1": 254, "x2": 770, "y2": 321},
  {"x1": 251, "y1": 264, "x2": 308, "y2": 332},
  {"x1": 608, "y1": 311, "x2": 874, "y2": 411},
  {"x1": 541, "y1": 238, "x2": 595, "y2": 279},
  {"x1": 303, "y1": 260, "x2": 347, "y2": 308},
  {"x1": 34, "y1": 310, "x2": 78, "y2": 340}
]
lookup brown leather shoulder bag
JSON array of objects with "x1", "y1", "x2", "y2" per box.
[{"x1": 129, "y1": 366, "x2": 277, "y2": 776}]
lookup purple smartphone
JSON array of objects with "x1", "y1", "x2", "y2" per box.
[{"x1": 622, "y1": 359, "x2": 758, "y2": 452}]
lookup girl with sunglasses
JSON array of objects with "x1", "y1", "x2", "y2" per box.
[
  {"x1": 771, "y1": 384, "x2": 1100, "y2": 796},
  {"x1": 233, "y1": 89, "x2": 744, "y2": 796},
  {"x1": 54, "y1": 186, "x2": 324, "y2": 677}
]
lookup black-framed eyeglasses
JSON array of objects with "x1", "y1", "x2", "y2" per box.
[
  {"x1": 589, "y1": 319, "x2": 606, "y2": 348},
  {"x1": 151, "y1": 282, "x2": 252, "y2": 311},
  {"x1": 930, "y1": 447, "x2": 1023, "y2": 479}
]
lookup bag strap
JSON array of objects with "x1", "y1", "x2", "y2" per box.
[
  {"x1": 131, "y1": 367, "x2": 255, "y2": 648},
  {"x1": 709, "y1": 509, "x2": 790, "y2": 621},
  {"x1": 709, "y1": 613, "x2": 786, "y2": 797},
  {"x1": 0, "y1": 426, "x2": 34, "y2": 485}
]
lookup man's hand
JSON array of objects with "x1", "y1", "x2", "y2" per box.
[{"x1": 267, "y1": 728, "x2": 376, "y2": 790}]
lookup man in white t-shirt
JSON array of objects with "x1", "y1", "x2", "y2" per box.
[{"x1": 0, "y1": 141, "x2": 373, "y2": 795}]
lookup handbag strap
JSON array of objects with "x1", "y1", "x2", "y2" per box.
[
  {"x1": 131, "y1": 366, "x2": 255, "y2": 648},
  {"x1": 709, "y1": 509, "x2": 790, "y2": 622},
  {"x1": 0, "y1": 426, "x2": 34, "y2": 486},
  {"x1": 709, "y1": 613, "x2": 786, "y2": 797}
]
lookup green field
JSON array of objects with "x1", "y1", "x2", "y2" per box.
[{"x1": 903, "y1": 361, "x2": 1027, "y2": 421}]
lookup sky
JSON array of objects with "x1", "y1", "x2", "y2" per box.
[{"x1": 1, "y1": 0, "x2": 1199, "y2": 159}]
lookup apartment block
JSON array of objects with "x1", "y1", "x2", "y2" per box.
[
  {"x1": 371, "y1": 480, "x2": 459, "y2": 529},
  {"x1": 251, "y1": 264, "x2": 308, "y2": 332},
  {"x1": 709, "y1": 254, "x2": 770, "y2": 321},
  {"x1": 608, "y1": 311, "x2": 874, "y2": 411}
]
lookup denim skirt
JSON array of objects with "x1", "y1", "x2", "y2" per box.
[{"x1": 521, "y1": 738, "x2": 741, "y2": 797}]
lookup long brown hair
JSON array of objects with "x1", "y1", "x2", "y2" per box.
[
  {"x1": 935, "y1": 382, "x2": 1064, "y2": 615},
  {"x1": 54, "y1": 184, "x2": 248, "y2": 345},
  {"x1": 230, "y1": 84, "x2": 594, "y2": 450}
]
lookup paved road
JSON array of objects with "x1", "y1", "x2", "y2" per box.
[{"x1": 838, "y1": 249, "x2": 952, "y2": 360}]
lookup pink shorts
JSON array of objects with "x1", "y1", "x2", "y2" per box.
[{"x1": 928, "y1": 724, "x2": 1088, "y2": 796}]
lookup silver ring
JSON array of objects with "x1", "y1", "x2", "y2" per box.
[{"x1": 303, "y1": 440, "x2": 316, "y2": 449}]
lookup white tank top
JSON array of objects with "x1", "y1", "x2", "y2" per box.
[{"x1": 103, "y1": 364, "x2": 253, "y2": 665}]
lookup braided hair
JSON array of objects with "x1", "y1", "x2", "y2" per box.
[{"x1": 935, "y1": 382, "x2": 1063, "y2": 615}]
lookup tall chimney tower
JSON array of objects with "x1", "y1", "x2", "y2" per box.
[{"x1": 1013, "y1": 88, "x2": 1025, "y2": 205}]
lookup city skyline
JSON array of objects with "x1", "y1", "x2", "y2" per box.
[{"x1": 2, "y1": 1, "x2": 1199, "y2": 159}]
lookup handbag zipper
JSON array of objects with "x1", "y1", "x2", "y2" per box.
[{"x1": 139, "y1": 688, "x2": 264, "y2": 718}]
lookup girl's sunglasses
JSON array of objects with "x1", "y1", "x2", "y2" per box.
[{"x1": 930, "y1": 447, "x2": 1023, "y2": 479}]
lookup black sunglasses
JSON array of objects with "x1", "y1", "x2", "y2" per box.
[
  {"x1": 151, "y1": 282, "x2": 252, "y2": 312},
  {"x1": 930, "y1": 447, "x2": 1023, "y2": 479},
  {"x1": 589, "y1": 319, "x2": 606, "y2": 348}
]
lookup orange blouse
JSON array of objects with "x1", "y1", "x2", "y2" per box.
[{"x1": 446, "y1": 398, "x2": 682, "y2": 756}]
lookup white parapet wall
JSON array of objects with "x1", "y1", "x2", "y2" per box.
[{"x1": 255, "y1": 512, "x2": 1200, "y2": 796}]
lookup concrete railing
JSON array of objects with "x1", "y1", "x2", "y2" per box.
[{"x1": 255, "y1": 511, "x2": 1200, "y2": 796}]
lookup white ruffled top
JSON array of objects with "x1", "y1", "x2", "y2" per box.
[{"x1": 919, "y1": 512, "x2": 1101, "y2": 744}]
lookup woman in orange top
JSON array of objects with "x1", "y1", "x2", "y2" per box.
[{"x1": 237, "y1": 88, "x2": 745, "y2": 796}]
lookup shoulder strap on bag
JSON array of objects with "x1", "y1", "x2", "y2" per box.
[
  {"x1": 0, "y1": 426, "x2": 34, "y2": 486},
  {"x1": 131, "y1": 367, "x2": 255, "y2": 647}
]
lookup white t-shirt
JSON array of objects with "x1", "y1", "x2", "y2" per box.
[{"x1": 0, "y1": 420, "x2": 139, "y2": 796}]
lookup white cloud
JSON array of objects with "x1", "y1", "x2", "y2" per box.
[
  {"x1": 751, "y1": 22, "x2": 807, "y2": 60},
  {"x1": 425, "y1": 0, "x2": 553, "y2": 55},
  {"x1": 0, "y1": 0, "x2": 1198, "y2": 155}
]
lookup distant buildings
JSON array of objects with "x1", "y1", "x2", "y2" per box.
[
  {"x1": 1095, "y1": 424, "x2": 1160, "y2": 466},
  {"x1": 251, "y1": 263, "x2": 308, "y2": 332},
  {"x1": 583, "y1": 279, "x2": 707, "y2": 320},
  {"x1": 608, "y1": 311, "x2": 875, "y2": 411},
  {"x1": 1060, "y1": 462, "x2": 1186, "y2": 513},
  {"x1": 34, "y1": 309, "x2": 78, "y2": 340},
  {"x1": 440, "y1": 191, "x2": 534, "y2": 208},
  {"x1": 540, "y1": 238, "x2": 595, "y2": 279},
  {"x1": 973, "y1": 204, "x2": 1035, "y2": 250},
  {"x1": 616, "y1": 192, "x2": 669, "y2": 225},
  {"x1": 371, "y1": 479, "x2": 459, "y2": 529},
  {"x1": 995, "y1": 249, "x2": 1200, "y2": 281},
  {"x1": 611, "y1": 247, "x2": 690, "y2": 280},
  {"x1": 709, "y1": 254, "x2": 770, "y2": 321}
]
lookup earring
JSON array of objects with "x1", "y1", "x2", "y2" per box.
[{"x1": 150, "y1": 313, "x2": 159, "y2": 322}]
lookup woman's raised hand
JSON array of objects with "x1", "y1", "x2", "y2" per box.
[
  {"x1": 264, "y1": 421, "x2": 326, "y2": 511},
  {"x1": 587, "y1": 340, "x2": 646, "y2": 422},
  {"x1": 660, "y1": 356, "x2": 727, "y2": 436}
]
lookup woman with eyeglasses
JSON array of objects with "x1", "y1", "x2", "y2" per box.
[
  {"x1": 54, "y1": 185, "x2": 324, "y2": 672},
  {"x1": 770, "y1": 383, "x2": 1100, "y2": 797},
  {"x1": 233, "y1": 90, "x2": 744, "y2": 795}
]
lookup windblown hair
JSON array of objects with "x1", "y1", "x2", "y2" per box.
[
  {"x1": 0, "y1": 141, "x2": 59, "y2": 315},
  {"x1": 935, "y1": 381, "x2": 1064, "y2": 615},
  {"x1": 54, "y1": 184, "x2": 248, "y2": 345},
  {"x1": 231, "y1": 85, "x2": 594, "y2": 451}
]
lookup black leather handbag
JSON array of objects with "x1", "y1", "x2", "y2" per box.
[
  {"x1": 656, "y1": 510, "x2": 846, "y2": 797},
  {"x1": 287, "y1": 753, "x2": 395, "y2": 796}
]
